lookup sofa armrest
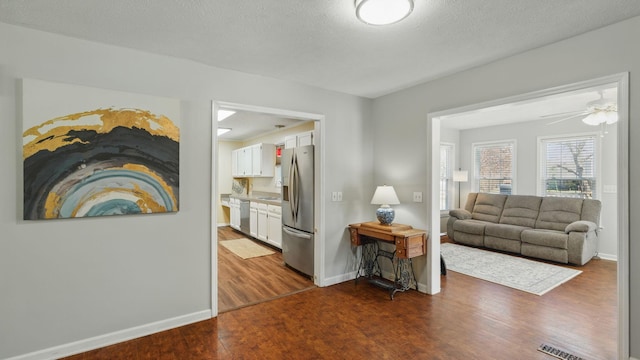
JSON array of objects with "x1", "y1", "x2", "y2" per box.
[
  {"x1": 565, "y1": 220, "x2": 597, "y2": 233},
  {"x1": 449, "y1": 209, "x2": 472, "y2": 220}
]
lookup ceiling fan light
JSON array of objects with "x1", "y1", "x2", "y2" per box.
[
  {"x1": 605, "y1": 111, "x2": 618, "y2": 124},
  {"x1": 582, "y1": 110, "x2": 618, "y2": 126},
  {"x1": 582, "y1": 112, "x2": 606, "y2": 126},
  {"x1": 355, "y1": 0, "x2": 414, "y2": 25}
]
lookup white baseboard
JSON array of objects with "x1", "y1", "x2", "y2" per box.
[
  {"x1": 323, "y1": 270, "x2": 431, "y2": 294},
  {"x1": 322, "y1": 271, "x2": 356, "y2": 286},
  {"x1": 6, "y1": 309, "x2": 212, "y2": 360},
  {"x1": 217, "y1": 222, "x2": 230, "y2": 227},
  {"x1": 597, "y1": 252, "x2": 617, "y2": 261}
]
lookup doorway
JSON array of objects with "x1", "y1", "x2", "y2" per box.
[
  {"x1": 427, "y1": 73, "x2": 629, "y2": 358},
  {"x1": 211, "y1": 101, "x2": 325, "y2": 315}
]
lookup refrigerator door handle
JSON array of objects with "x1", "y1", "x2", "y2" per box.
[
  {"x1": 288, "y1": 151, "x2": 296, "y2": 222},
  {"x1": 283, "y1": 226, "x2": 312, "y2": 239},
  {"x1": 292, "y1": 152, "x2": 300, "y2": 223}
]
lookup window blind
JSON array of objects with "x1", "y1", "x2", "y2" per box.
[
  {"x1": 540, "y1": 136, "x2": 596, "y2": 199},
  {"x1": 473, "y1": 141, "x2": 514, "y2": 194}
]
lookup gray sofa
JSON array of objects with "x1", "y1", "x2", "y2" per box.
[{"x1": 447, "y1": 192, "x2": 601, "y2": 265}]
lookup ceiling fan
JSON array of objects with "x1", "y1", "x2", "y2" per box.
[{"x1": 544, "y1": 91, "x2": 618, "y2": 126}]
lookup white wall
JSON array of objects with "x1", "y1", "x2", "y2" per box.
[
  {"x1": 0, "y1": 23, "x2": 372, "y2": 359},
  {"x1": 372, "y1": 16, "x2": 640, "y2": 358}
]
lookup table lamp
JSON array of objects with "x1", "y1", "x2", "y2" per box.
[{"x1": 371, "y1": 185, "x2": 400, "y2": 225}]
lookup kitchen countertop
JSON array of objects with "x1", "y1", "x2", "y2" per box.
[{"x1": 229, "y1": 194, "x2": 282, "y2": 206}]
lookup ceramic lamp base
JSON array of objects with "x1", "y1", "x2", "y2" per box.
[{"x1": 376, "y1": 206, "x2": 395, "y2": 225}]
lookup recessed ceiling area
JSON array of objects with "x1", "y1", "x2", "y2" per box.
[
  {"x1": 440, "y1": 83, "x2": 618, "y2": 130},
  {"x1": 217, "y1": 110, "x2": 307, "y2": 142},
  {"x1": 0, "y1": 1, "x2": 639, "y2": 98}
]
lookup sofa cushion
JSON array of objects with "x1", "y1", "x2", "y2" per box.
[
  {"x1": 453, "y1": 219, "x2": 488, "y2": 235},
  {"x1": 499, "y1": 195, "x2": 542, "y2": 227},
  {"x1": 485, "y1": 223, "x2": 530, "y2": 240},
  {"x1": 535, "y1": 197, "x2": 583, "y2": 231},
  {"x1": 565, "y1": 220, "x2": 597, "y2": 233},
  {"x1": 449, "y1": 208, "x2": 471, "y2": 220},
  {"x1": 471, "y1": 193, "x2": 507, "y2": 223},
  {"x1": 521, "y1": 229, "x2": 568, "y2": 249}
]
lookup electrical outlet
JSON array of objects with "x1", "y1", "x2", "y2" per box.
[
  {"x1": 413, "y1": 192, "x2": 423, "y2": 202},
  {"x1": 337, "y1": 192, "x2": 343, "y2": 201}
]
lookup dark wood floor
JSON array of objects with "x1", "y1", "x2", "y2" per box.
[
  {"x1": 62, "y1": 241, "x2": 617, "y2": 360},
  {"x1": 217, "y1": 226, "x2": 315, "y2": 313}
]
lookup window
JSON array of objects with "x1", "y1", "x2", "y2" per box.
[
  {"x1": 539, "y1": 135, "x2": 597, "y2": 199},
  {"x1": 440, "y1": 143, "x2": 454, "y2": 210},
  {"x1": 473, "y1": 141, "x2": 515, "y2": 194}
]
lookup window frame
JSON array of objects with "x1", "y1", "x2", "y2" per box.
[
  {"x1": 440, "y1": 142, "x2": 455, "y2": 210},
  {"x1": 471, "y1": 139, "x2": 517, "y2": 195},
  {"x1": 537, "y1": 132, "x2": 601, "y2": 200}
]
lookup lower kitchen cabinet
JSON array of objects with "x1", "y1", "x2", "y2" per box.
[
  {"x1": 257, "y1": 203, "x2": 268, "y2": 242},
  {"x1": 249, "y1": 202, "x2": 258, "y2": 237},
  {"x1": 230, "y1": 198, "x2": 241, "y2": 231},
  {"x1": 267, "y1": 205, "x2": 282, "y2": 248}
]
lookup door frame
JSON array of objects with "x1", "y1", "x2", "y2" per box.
[
  {"x1": 426, "y1": 72, "x2": 629, "y2": 359},
  {"x1": 210, "y1": 101, "x2": 325, "y2": 316}
]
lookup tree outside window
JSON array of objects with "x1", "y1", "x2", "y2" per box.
[{"x1": 540, "y1": 136, "x2": 597, "y2": 199}]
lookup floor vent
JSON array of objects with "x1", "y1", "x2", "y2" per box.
[{"x1": 537, "y1": 344, "x2": 585, "y2": 360}]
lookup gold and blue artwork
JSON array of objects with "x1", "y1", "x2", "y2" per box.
[{"x1": 22, "y1": 79, "x2": 180, "y2": 220}]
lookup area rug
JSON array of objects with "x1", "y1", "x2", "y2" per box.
[
  {"x1": 440, "y1": 243, "x2": 582, "y2": 295},
  {"x1": 220, "y1": 238, "x2": 275, "y2": 259}
]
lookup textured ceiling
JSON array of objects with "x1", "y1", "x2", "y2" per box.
[{"x1": 1, "y1": 0, "x2": 640, "y2": 98}]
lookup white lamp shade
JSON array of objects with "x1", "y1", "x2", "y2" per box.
[
  {"x1": 453, "y1": 170, "x2": 468, "y2": 182},
  {"x1": 355, "y1": 0, "x2": 414, "y2": 26},
  {"x1": 370, "y1": 185, "x2": 400, "y2": 205}
]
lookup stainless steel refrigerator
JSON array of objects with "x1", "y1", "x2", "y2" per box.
[{"x1": 281, "y1": 144, "x2": 314, "y2": 277}]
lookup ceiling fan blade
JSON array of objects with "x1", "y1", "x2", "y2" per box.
[
  {"x1": 539, "y1": 110, "x2": 585, "y2": 118},
  {"x1": 546, "y1": 113, "x2": 588, "y2": 125}
]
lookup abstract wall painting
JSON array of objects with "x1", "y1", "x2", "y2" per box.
[{"x1": 22, "y1": 79, "x2": 180, "y2": 220}]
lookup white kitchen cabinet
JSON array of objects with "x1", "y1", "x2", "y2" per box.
[
  {"x1": 237, "y1": 147, "x2": 252, "y2": 176},
  {"x1": 232, "y1": 143, "x2": 275, "y2": 177},
  {"x1": 249, "y1": 202, "x2": 258, "y2": 237},
  {"x1": 297, "y1": 131, "x2": 313, "y2": 147},
  {"x1": 257, "y1": 202, "x2": 268, "y2": 241},
  {"x1": 284, "y1": 135, "x2": 297, "y2": 149},
  {"x1": 267, "y1": 204, "x2": 282, "y2": 248},
  {"x1": 229, "y1": 198, "x2": 241, "y2": 230},
  {"x1": 250, "y1": 143, "x2": 275, "y2": 177},
  {"x1": 284, "y1": 131, "x2": 313, "y2": 149}
]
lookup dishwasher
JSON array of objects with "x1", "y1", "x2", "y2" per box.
[{"x1": 238, "y1": 199, "x2": 251, "y2": 236}]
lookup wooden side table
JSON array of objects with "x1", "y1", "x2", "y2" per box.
[{"x1": 348, "y1": 222, "x2": 427, "y2": 299}]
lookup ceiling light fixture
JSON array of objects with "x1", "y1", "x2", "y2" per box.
[
  {"x1": 581, "y1": 103, "x2": 618, "y2": 126},
  {"x1": 355, "y1": 0, "x2": 414, "y2": 26},
  {"x1": 217, "y1": 110, "x2": 236, "y2": 122},
  {"x1": 217, "y1": 128, "x2": 231, "y2": 136}
]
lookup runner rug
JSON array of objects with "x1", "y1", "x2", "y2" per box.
[
  {"x1": 440, "y1": 243, "x2": 582, "y2": 295},
  {"x1": 220, "y1": 238, "x2": 275, "y2": 259}
]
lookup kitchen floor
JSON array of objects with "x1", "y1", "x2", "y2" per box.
[{"x1": 217, "y1": 226, "x2": 315, "y2": 313}]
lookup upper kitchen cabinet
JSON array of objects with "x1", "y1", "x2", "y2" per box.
[
  {"x1": 232, "y1": 143, "x2": 275, "y2": 177},
  {"x1": 284, "y1": 131, "x2": 313, "y2": 149}
]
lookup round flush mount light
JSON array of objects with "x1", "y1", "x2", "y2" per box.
[{"x1": 355, "y1": 0, "x2": 414, "y2": 26}]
